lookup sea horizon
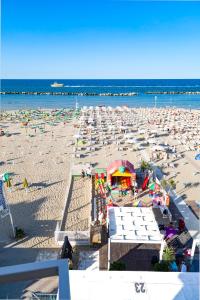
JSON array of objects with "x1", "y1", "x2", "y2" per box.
[{"x1": 1, "y1": 79, "x2": 200, "y2": 110}]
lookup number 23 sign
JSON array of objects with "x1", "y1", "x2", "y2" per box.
[
  {"x1": 135, "y1": 282, "x2": 146, "y2": 293},
  {"x1": 133, "y1": 282, "x2": 148, "y2": 299}
]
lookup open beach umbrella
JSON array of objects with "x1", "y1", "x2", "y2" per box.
[
  {"x1": 2, "y1": 172, "x2": 10, "y2": 182},
  {"x1": 74, "y1": 134, "x2": 81, "y2": 139},
  {"x1": 195, "y1": 154, "x2": 200, "y2": 160},
  {"x1": 126, "y1": 139, "x2": 136, "y2": 144},
  {"x1": 152, "y1": 145, "x2": 166, "y2": 151},
  {"x1": 77, "y1": 140, "x2": 85, "y2": 146},
  {"x1": 148, "y1": 138, "x2": 157, "y2": 144}
]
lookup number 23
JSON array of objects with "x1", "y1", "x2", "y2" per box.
[{"x1": 135, "y1": 282, "x2": 146, "y2": 293}]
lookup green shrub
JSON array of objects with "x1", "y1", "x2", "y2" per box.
[
  {"x1": 163, "y1": 246, "x2": 175, "y2": 262},
  {"x1": 153, "y1": 261, "x2": 170, "y2": 272},
  {"x1": 161, "y1": 179, "x2": 168, "y2": 189},
  {"x1": 69, "y1": 260, "x2": 73, "y2": 270},
  {"x1": 169, "y1": 179, "x2": 176, "y2": 189}
]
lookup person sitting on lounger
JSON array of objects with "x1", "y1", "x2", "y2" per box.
[{"x1": 86, "y1": 167, "x2": 92, "y2": 178}]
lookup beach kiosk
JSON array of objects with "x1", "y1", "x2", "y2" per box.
[
  {"x1": 107, "y1": 207, "x2": 165, "y2": 271},
  {"x1": 107, "y1": 160, "x2": 136, "y2": 189}
]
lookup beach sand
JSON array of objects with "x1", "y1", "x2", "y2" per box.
[
  {"x1": 0, "y1": 118, "x2": 75, "y2": 248},
  {"x1": 0, "y1": 107, "x2": 199, "y2": 250}
]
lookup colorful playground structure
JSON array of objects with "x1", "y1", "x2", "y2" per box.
[
  {"x1": 107, "y1": 160, "x2": 136, "y2": 190},
  {"x1": 94, "y1": 160, "x2": 171, "y2": 222},
  {"x1": 95, "y1": 172, "x2": 106, "y2": 199}
]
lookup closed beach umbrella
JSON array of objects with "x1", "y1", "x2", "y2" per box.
[
  {"x1": 6, "y1": 178, "x2": 12, "y2": 188},
  {"x1": 133, "y1": 200, "x2": 140, "y2": 207},
  {"x1": 23, "y1": 178, "x2": 29, "y2": 189},
  {"x1": 138, "y1": 201, "x2": 143, "y2": 207}
]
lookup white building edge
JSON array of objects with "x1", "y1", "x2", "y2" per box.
[
  {"x1": 70, "y1": 270, "x2": 199, "y2": 300},
  {"x1": 0, "y1": 259, "x2": 199, "y2": 300}
]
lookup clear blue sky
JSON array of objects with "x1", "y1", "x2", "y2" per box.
[{"x1": 2, "y1": 0, "x2": 200, "y2": 79}]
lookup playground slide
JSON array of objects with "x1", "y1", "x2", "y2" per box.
[{"x1": 142, "y1": 176, "x2": 149, "y2": 191}]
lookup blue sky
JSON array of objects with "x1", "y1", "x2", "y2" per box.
[{"x1": 2, "y1": 0, "x2": 200, "y2": 79}]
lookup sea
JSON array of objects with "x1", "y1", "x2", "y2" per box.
[{"x1": 1, "y1": 79, "x2": 200, "y2": 110}]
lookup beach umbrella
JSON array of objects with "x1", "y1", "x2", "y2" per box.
[
  {"x1": 6, "y1": 178, "x2": 12, "y2": 188},
  {"x1": 77, "y1": 140, "x2": 85, "y2": 146},
  {"x1": 126, "y1": 139, "x2": 135, "y2": 144},
  {"x1": 133, "y1": 200, "x2": 140, "y2": 207},
  {"x1": 2, "y1": 172, "x2": 10, "y2": 182},
  {"x1": 152, "y1": 145, "x2": 166, "y2": 152},
  {"x1": 148, "y1": 138, "x2": 157, "y2": 144},
  {"x1": 138, "y1": 201, "x2": 143, "y2": 207},
  {"x1": 138, "y1": 129, "x2": 146, "y2": 134},
  {"x1": 195, "y1": 154, "x2": 200, "y2": 160},
  {"x1": 74, "y1": 134, "x2": 81, "y2": 139},
  {"x1": 23, "y1": 178, "x2": 29, "y2": 189}
]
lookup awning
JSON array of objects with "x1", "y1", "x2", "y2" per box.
[
  {"x1": 112, "y1": 170, "x2": 132, "y2": 177},
  {"x1": 95, "y1": 168, "x2": 107, "y2": 175}
]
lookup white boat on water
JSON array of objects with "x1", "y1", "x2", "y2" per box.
[{"x1": 51, "y1": 82, "x2": 64, "y2": 87}]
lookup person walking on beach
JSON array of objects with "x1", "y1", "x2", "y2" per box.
[
  {"x1": 86, "y1": 167, "x2": 92, "y2": 178},
  {"x1": 131, "y1": 186, "x2": 135, "y2": 196},
  {"x1": 81, "y1": 169, "x2": 85, "y2": 178}
]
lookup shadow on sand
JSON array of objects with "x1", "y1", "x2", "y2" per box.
[{"x1": 0, "y1": 196, "x2": 60, "y2": 298}]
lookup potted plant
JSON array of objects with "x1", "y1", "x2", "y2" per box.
[
  {"x1": 153, "y1": 246, "x2": 175, "y2": 272},
  {"x1": 153, "y1": 261, "x2": 170, "y2": 272},
  {"x1": 161, "y1": 179, "x2": 168, "y2": 189},
  {"x1": 163, "y1": 246, "x2": 175, "y2": 262},
  {"x1": 168, "y1": 179, "x2": 176, "y2": 189},
  {"x1": 15, "y1": 227, "x2": 25, "y2": 239}
]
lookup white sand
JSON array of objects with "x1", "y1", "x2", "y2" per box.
[
  {"x1": 0, "y1": 107, "x2": 199, "y2": 249},
  {"x1": 0, "y1": 119, "x2": 76, "y2": 247}
]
